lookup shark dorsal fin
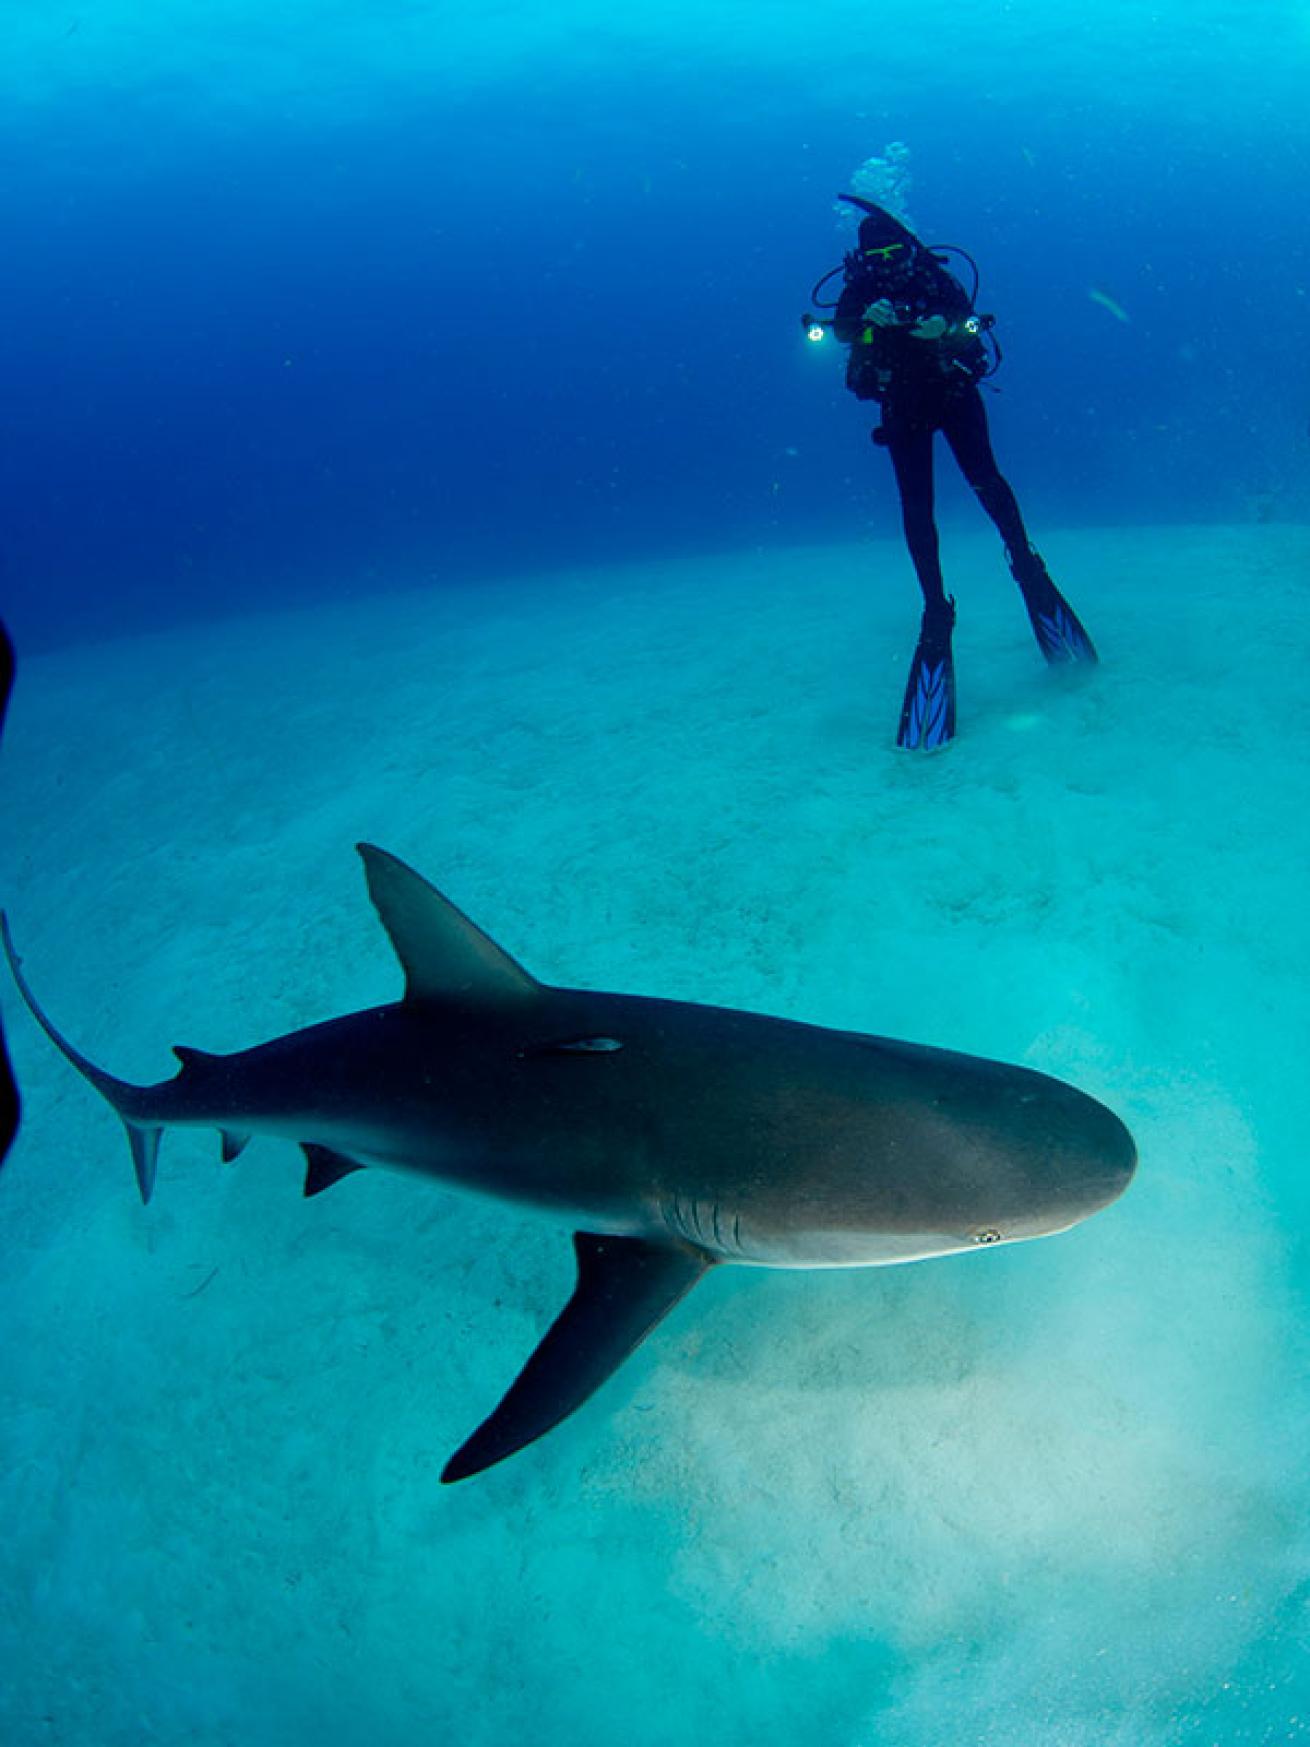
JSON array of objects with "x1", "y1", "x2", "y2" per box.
[{"x1": 357, "y1": 844, "x2": 542, "y2": 1007}]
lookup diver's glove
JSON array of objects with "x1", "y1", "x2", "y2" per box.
[{"x1": 863, "y1": 299, "x2": 950, "y2": 340}]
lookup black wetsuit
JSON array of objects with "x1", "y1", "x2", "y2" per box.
[
  {"x1": 833, "y1": 243, "x2": 1040, "y2": 618},
  {"x1": 827, "y1": 214, "x2": 1096, "y2": 747}
]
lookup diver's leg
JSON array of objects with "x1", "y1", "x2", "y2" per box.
[
  {"x1": 885, "y1": 420, "x2": 948, "y2": 610},
  {"x1": 943, "y1": 389, "x2": 1098, "y2": 664},
  {"x1": 884, "y1": 423, "x2": 956, "y2": 749}
]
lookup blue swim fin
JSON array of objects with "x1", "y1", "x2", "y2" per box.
[
  {"x1": 1012, "y1": 551, "x2": 1098, "y2": 665},
  {"x1": 897, "y1": 598, "x2": 957, "y2": 751}
]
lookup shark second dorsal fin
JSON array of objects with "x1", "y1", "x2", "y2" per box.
[
  {"x1": 173, "y1": 1045, "x2": 219, "y2": 1070},
  {"x1": 357, "y1": 844, "x2": 542, "y2": 1008}
]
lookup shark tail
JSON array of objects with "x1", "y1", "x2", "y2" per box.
[{"x1": 2, "y1": 914, "x2": 165, "y2": 1203}]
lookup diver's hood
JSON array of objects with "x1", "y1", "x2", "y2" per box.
[{"x1": 837, "y1": 193, "x2": 923, "y2": 256}]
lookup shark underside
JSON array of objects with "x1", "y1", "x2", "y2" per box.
[{"x1": 1, "y1": 846, "x2": 1136, "y2": 1482}]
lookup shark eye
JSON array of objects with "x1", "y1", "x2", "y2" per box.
[{"x1": 972, "y1": 1228, "x2": 1002, "y2": 1245}]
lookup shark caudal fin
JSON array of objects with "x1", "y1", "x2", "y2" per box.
[{"x1": 1, "y1": 915, "x2": 165, "y2": 1202}]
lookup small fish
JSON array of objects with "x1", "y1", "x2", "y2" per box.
[{"x1": 1088, "y1": 287, "x2": 1130, "y2": 324}]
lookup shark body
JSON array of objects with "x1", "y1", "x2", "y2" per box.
[{"x1": 2, "y1": 845, "x2": 1136, "y2": 1481}]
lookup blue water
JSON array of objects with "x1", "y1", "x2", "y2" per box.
[
  {"x1": 2, "y1": 6, "x2": 1310, "y2": 1745},
  {"x1": 2, "y1": 1, "x2": 1307, "y2": 649}
]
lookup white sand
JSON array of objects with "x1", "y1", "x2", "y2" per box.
[{"x1": 1, "y1": 523, "x2": 1308, "y2": 1745}]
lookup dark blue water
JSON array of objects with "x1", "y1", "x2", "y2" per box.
[{"x1": 2, "y1": 5, "x2": 1307, "y2": 651}]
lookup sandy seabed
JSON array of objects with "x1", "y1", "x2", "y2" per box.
[{"x1": 1, "y1": 523, "x2": 1308, "y2": 1746}]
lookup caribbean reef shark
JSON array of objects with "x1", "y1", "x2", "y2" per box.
[{"x1": 2, "y1": 845, "x2": 1136, "y2": 1483}]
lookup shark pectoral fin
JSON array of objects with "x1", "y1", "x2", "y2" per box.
[
  {"x1": 441, "y1": 1233, "x2": 714, "y2": 1485},
  {"x1": 301, "y1": 1143, "x2": 367, "y2": 1198}
]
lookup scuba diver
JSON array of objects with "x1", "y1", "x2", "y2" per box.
[{"x1": 809, "y1": 196, "x2": 1097, "y2": 750}]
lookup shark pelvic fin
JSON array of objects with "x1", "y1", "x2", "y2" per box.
[
  {"x1": 301, "y1": 1143, "x2": 367, "y2": 1198},
  {"x1": 442, "y1": 1233, "x2": 714, "y2": 1484},
  {"x1": 357, "y1": 844, "x2": 542, "y2": 1008}
]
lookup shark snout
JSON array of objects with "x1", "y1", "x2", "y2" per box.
[
  {"x1": 1039, "y1": 1097, "x2": 1138, "y2": 1231},
  {"x1": 1080, "y1": 1101, "x2": 1137, "y2": 1200}
]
